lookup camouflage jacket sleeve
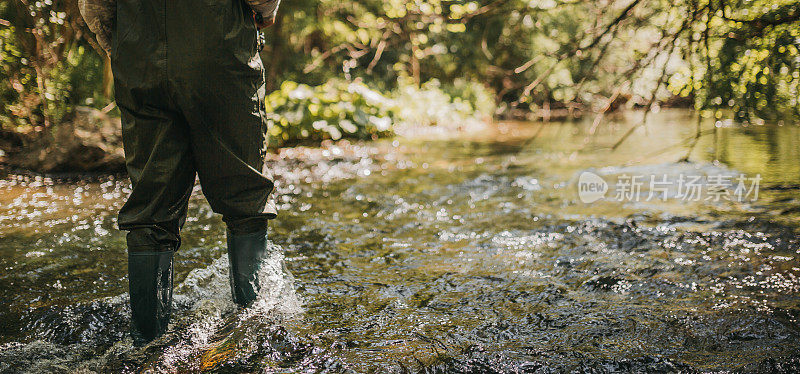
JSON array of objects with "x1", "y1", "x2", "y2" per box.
[
  {"x1": 78, "y1": 0, "x2": 115, "y2": 54},
  {"x1": 246, "y1": 0, "x2": 281, "y2": 22}
]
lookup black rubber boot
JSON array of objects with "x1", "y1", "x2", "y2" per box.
[
  {"x1": 227, "y1": 229, "x2": 269, "y2": 307},
  {"x1": 128, "y1": 250, "x2": 174, "y2": 346}
]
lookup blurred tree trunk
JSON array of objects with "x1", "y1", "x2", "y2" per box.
[{"x1": 265, "y1": 13, "x2": 285, "y2": 92}]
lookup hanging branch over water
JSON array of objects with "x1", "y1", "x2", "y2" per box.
[
  {"x1": 610, "y1": 11, "x2": 695, "y2": 150},
  {"x1": 611, "y1": 45, "x2": 674, "y2": 150},
  {"x1": 511, "y1": 0, "x2": 644, "y2": 107}
]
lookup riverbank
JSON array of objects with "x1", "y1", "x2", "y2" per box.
[{"x1": 0, "y1": 80, "x2": 493, "y2": 174}]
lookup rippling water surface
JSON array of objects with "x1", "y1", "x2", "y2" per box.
[{"x1": 1, "y1": 110, "x2": 799, "y2": 372}]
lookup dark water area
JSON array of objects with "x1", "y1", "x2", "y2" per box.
[{"x1": 1, "y1": 110, "x2": 799, "y2": 372}]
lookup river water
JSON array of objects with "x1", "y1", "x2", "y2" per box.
[{"x1": 1, "y1": 110, "x2": 799, "y2": 372}]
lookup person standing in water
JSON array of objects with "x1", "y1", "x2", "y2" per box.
[{"x1": 81, "y1": 0, "x2": 282, "y2": 345}]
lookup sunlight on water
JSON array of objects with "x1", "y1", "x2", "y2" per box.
[{"x1": 1, "y1": 110, "x2": 799, "y2": 372}]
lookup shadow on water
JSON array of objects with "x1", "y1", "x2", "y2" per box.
[{"x1": 1, "y1": 110, "x2": 799, "y2": 372}]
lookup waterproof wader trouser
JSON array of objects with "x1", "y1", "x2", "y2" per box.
[{"x1": 112, "y1": 0, "x2": 277, "y2": 343}]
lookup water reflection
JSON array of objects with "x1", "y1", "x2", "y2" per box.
[{"x1": 0, "y1": 110, "x2": 798, "y2": 372}]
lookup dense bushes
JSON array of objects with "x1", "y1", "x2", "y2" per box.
[
  {"x1": 1, "y1": 1, "x2": 111, "y2": 133},
  {"x1": 265, "y1": 79, "x2": 494, "y2": 146},
  {"x1": 264, "y1": 80, "x2": 395, "y2": 145}
]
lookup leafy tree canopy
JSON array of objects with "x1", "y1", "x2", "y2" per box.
[{"x1": 1, "y1": 0, "x2": 799, "y2": 134}]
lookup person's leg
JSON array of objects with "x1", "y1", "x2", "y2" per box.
[
  {"x1": 188, "y1": 92, "x2": 276, "y2": 307},
  {"x1": 168, "y1": 0, "x2": 277, "y2": 306},
  {"x1": 115, "y1": 83, "x2": 196, "y2": 344},
  {"x1": 112, "y1": 0, "x2": 197, "y2": 258},
  {"x1": 184, "y1": 69, "x2": 276, "y2": 306}
]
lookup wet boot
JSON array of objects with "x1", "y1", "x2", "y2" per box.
[
  {"x1": 128, "y1": 250, "x2": 174, "y2": 346},
  {"x1": 227, "y1": 229, "x2": 269, "y2": 307}
]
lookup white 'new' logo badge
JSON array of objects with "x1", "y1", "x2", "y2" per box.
[{"x1": 578, "y1": 171, "x2": 608, "y2": 203}]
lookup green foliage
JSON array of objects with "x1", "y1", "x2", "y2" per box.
[
  {"x1": 264, "y1": 79, "x2": 495, "y2": 145},
  {"x1": 271, "y1": 0, "x2": 800, "y2": 122},
  {"x1": 688, "y1": 1, "x2": 800, "y2": 122},
  {"x1": 1, "y1": 0, "x2": 110, "y2": 134},
  {"x1": 662, "y1": 1, "x2": 800, "y2": 122},
  {"x1": 265, "y1": 80, "x2": 395, "y2": 145},
  {"x1": 391, "y1": 79, "x2": 493, "y2": 132},
  {"x1": 2, "y1": 0, "x2": 800, "y2": 148}
]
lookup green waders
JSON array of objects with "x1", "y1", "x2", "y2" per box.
[{"x1": 112, "y1": 0, "x2": 277, "y2": 345}]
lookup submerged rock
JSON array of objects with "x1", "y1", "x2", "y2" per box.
[{"x1": 583, "y1": 275, "x2": 626, "y2": 291}]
